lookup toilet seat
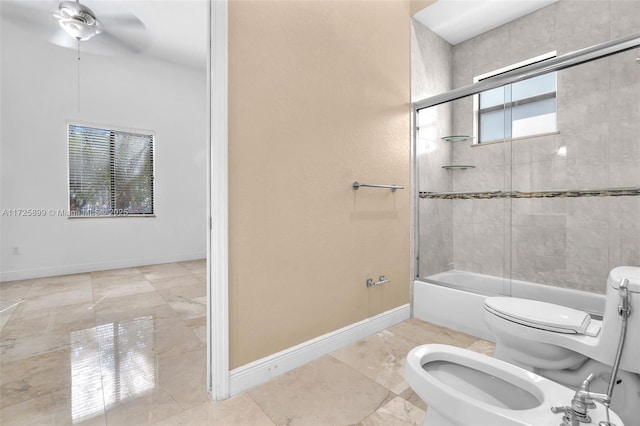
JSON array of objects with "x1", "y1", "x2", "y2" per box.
[{"x1": 484, "y1": 297, "x2": 601, "y2": 337}]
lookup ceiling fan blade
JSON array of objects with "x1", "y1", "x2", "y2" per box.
[
  {"x1": 1, "y1": 0, "x2": 58, "y2": 28},
  {"x1": 60, "y1": 28, "x2": 148, "y2": 56},
  {"x1": 99, "y1": 12, "x2": 146, "y2": 30},
  {"x1": 99, "y1": 29, "x2": 149, "y2": 55},
  {"x1": 49, "y1": 28, "x2": 144, "y2": 57}
]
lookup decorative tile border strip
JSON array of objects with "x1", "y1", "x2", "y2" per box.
[{"x1": 419, "y1": 187, "x2": 640, "y2": 200}]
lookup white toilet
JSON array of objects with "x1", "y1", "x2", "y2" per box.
[
  {"x1": 483, "y1": 266, "x2": 640, "y2": 425},
  {"x1": 404, "y1": 344, "x2": 623, "y2": 426}
]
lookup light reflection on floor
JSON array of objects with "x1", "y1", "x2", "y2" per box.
[
  {"x1": 70, "y1": 316, "x2": 155, "y2": 424},
  {"x1": 0, "y1": 261, "x2": 496, "y2": 425}
]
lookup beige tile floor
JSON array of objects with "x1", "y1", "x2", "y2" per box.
[{"x1": 0, "y1": 261, "x2": 495, "y2": 425}]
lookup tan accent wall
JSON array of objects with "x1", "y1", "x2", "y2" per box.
[{"x1": 228, "y1": 0, "x2": 413, "y2": 368}]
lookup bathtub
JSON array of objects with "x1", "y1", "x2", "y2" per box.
[{"x1": 413, "y1": 270, "x2": 606, "y2": 342}]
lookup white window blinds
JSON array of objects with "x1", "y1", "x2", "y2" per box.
[{"x1": 68, "y1": 124, "x2": 154, "y2": 217}]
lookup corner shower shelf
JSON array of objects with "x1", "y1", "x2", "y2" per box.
[
  {"x1": 441, "y1": 135, "x2": 474, "y2": 143},
  {"x1": 442, "y1": 165, "x2": 475, "y2": 170}
]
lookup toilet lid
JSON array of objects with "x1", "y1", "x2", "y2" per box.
[{"x1": 484, "y1": 297, "x2": 591, "y2": 334}]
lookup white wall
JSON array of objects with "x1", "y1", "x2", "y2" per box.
[{"x1": 0, "y1": 16, "x2": 207, "y2": 281}]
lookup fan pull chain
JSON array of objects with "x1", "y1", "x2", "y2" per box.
[{"x1": 77, "y1": 39, "x2": 81, "y2": 112}]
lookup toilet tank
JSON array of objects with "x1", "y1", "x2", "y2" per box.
[{"x1": 601, "y1": 266, "x2": 640, "y2": 374}]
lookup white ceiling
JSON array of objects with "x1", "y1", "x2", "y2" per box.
[
  {"x1": 120, "y1": 0, "x2": 207, "y2": 70},
  {"x1": 414, "y1": 0, "x2": 558, "y2": 45},
  {"x1": 4, "y1": 0, "x2": 560, "y2": 69},
  {"x1": 1, "y1": 0, "x2": 208, "y2": 70}
]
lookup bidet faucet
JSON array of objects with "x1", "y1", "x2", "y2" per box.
[
  {"x1": 560, "y1": 276, "x2": 632, "y2": 426},
  {"x1": 551, "y1": 374, "x2": 611, "y2": 425},
  {"x1": 550, "y1": 405, "x2": 580, "y2": 426},
  {"x1": 574, "y1": 373, "x2": 610, "y2": 411}
]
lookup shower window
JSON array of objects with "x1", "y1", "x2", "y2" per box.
[
  {"x1": 475, "y1": 53, "x2": 557, "y2": 143},
  {"x1": 68, "y1": 124, "x2": 155, "y2": 217}
]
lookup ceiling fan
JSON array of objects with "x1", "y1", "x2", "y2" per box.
[
  {"x1": 52, "y1": 1, "x2": 103, "y2": 41},
  {"x1": 1, "y1": 0, "x2": 149, "y2": 55}
]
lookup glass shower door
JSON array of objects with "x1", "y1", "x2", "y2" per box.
[{"x1": 415, "y1": 85, "x2": 514, "y2": 297}]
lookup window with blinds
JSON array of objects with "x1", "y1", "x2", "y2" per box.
[{"x1": 68, "y1": 124, "x2": 154, "y2": 217}]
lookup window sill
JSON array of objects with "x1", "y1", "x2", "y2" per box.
[{"x1": 67, "y1": 214, "x2": 156, "y2": 219}]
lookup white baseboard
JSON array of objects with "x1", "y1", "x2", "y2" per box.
[
  {"x1": 229, "y1": 303, "x2": 410, "y2": 396},
  {"x1": 0, "y1": 252, "x2": 206, "y2": 282}
]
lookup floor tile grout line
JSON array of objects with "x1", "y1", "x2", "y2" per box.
[
  {"x1": 243, "y1": 347, "x2": 410, "y2": 426},
  {"x1": 245, "y1": 391, "x2": 279, "y2": 426},
  {"x1": 325, "y1": 349, "x2": 403, "y2": 397}
]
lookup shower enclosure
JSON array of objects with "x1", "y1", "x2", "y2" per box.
[{"x1": 412, "y1": 3, "x2": 640, "y2": 306}]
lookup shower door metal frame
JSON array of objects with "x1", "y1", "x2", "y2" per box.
[
  {"x1": 413, "y1": 32, "x2": 640, "y2": 112},
  {"x1": 410, "y1": 31, "x2": 640, "y2": 287}
]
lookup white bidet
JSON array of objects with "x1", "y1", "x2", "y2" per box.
[{"x1": 404, "y1": 344, "x2": 623, "y2": 426}]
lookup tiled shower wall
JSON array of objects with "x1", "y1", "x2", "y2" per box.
[{"x1": 415, "y1": 0, "x2": 640, "y2": 293}]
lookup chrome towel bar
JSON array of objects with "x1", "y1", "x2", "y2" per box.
[{"x1": 353, "y1": 181, "x2": 404, "y2": 192}]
